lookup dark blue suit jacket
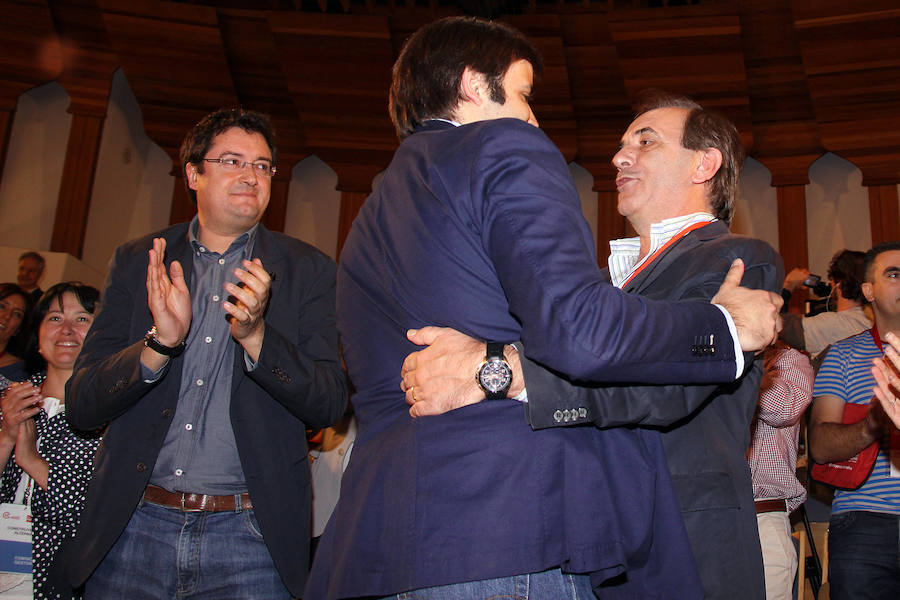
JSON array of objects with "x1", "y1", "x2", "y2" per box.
[
  {"x1": 306, "y1": 119, "x2": 744, "y2": 599},
  {"x1": 524, "y1": 221, "x2": 783, "y2": 599},
  {"x1": 60, "y1": 222, "x2": 347, "y2": 597}
]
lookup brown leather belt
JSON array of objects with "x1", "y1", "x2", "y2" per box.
[
  {"x1": 143, "y1": 484, "x2": 252, "y2": 512},
  {"x1": 754, "y1": 499, "x2": 787, "y2": 514}
]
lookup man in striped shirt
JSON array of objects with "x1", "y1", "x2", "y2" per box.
[{"x1": 809, "y1": 240, "x2": 900, "y2": 600}]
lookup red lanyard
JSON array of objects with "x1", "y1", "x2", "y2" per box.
[
  {"x1": 871, "y1": 326, "x2": 882, "y2": 352},
  {"x1": 621, "y1": 221, "x2": 711, "y2": 289}
]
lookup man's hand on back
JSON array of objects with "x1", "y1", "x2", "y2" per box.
[
  {"x1": 711, "y1": 259, "x2": 783, "y2": 352},
  {"x1": 400, "y1": 327, "x2": 523, "y2": 418}
]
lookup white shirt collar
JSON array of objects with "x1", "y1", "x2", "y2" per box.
[{"x1": 608, "y1": 212, "x2": 716, "y2": 288}]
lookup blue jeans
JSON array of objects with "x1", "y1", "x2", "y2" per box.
[
  {"x1": 84, "y1": 499, "x2": 292, "y2": 600},
  {"x1": 828, "y1": 511, "x2": 900, "y2": 600},
  {"x1": 381, "y1": 568, "x2": 595, "y2": 599}
]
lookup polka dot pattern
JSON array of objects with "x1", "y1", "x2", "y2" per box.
[{"x1": 1, "y1": 373, "x2": 102, "y2": 599}]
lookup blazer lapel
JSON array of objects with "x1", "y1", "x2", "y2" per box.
[
  {"x1": 625, "y1": 221, "x2": 727, "y2": 294},
  {"x1": 231, "y1": 224, "x2": 283, "y2": 395}
]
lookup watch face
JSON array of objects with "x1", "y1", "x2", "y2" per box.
[{"x1": 479, "y1": 358, "x2": 511, "y2": 393}]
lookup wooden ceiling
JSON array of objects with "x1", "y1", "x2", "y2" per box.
[{"x1": 2, "y1": 0, "x2": 900, "y2": 194}]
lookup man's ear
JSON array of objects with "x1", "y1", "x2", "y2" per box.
[
  {"x1": 862, "y1": 281, "x2": 875, "y2": 303},
  {"x1": 460, "y1": 66, "x2": 486, "y2": 106},
  {"x1": 691, "y1": 147, "x2": 723, "y2": 185},
  {"x1": 185, "y1": 162, "x2": 200, "y2": 191}
]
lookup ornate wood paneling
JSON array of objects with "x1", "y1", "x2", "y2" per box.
[
  {"x1": 2, "y1": 0, "x2": 899, "y2": 260},
  {"x1": 268, "y1": 12, "x2": 396, "y2": 195},
  {"x1": 96, "y1": 0, "x2": 239, "y2": 221},
  {"x1": 607, "y1": 4, "x2": 754, "y2": 151},
  {"x1": 792, "y1": 0, "x2": 900, "y2": 186}
]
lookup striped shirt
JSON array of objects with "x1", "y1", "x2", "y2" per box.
[
  {"x1": 608, "y1": 212, "x2": 715, "y2": 287},
  {"x1": 813, "y1": 330, "x2": 900, "y2": 515}
]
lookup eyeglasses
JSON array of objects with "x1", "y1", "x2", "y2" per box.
[{"x1": 202, "y1": 157, "x2": 277, "y2": 177}]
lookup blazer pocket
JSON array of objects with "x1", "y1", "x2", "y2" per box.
[{"x1": 671, "y1": 470, "x2": 739, "y2": 513}]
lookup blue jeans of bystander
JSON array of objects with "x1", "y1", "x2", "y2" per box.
[
  {"x1": 828, "y1": 510, "x2": 900, "y2": 600},
  {"x1": 84, "y1": 499, "x2": 291, "y2": 600}
]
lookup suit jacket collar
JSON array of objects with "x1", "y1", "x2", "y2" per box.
[
  {"x1": 624, "y1": 220, "x2": 729, "y2": 294},
  {"x1": 414, "y1": 119, "x2": 458, "y2": 135}
]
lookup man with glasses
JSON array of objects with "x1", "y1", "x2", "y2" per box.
[{"x1": 61, "y1": 108, "x2": 347, "y2": 598}]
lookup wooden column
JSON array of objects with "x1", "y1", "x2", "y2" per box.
[
  {"x1": 336, "y1": 191, "x2": 367, "y2": 261},
  {"x1": 168, "y1": 168, "x2": 195, "y2": 226},
  {"x1": 49, "y1": 111, "x2": 105, "y2": 257},
  {"x1": 595, "y1": 189, "x2": 627, "y2": 267},
  {"x1": 0, "y1": 107, "x2": 14, "y2": 192},
  {"x1": 868, "y1": 184, "x2": 900, "y2": 245},
  {"x1": 262, "y1": 173, "x2": 290, "y2": 234},
  {"x1": 776, "y1": 184, "x2": 809, "y2": 312}
]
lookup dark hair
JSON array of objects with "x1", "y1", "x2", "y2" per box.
[
  {"x1": 863, "y1": 241, "x2": 900, "y2": 283},
  {"x1": 0, "y1": 283, "x2": 33, "y2": 356},
  {"x1": 179, "y1": 108, "x2": 277, "y2": 204},
  {"x1": 826, "y1": 249, "x2": 866, "y2": 302},
  {"x1": 389, "y1": 16, "x2": 542, "y2": 140},
  {"x1": 633, "y1": 90, "x2": 743, "y2": 225},
  {"x1": 24, "y1": 282, "x2": 100, "y2": 375},
  {"x1": 18, "y1": 251, "x2": 45, "y2": 270}
]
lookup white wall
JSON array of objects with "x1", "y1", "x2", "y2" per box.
[
  {"x1": 0, "y1": 82, "x2": 71, "y2": 250},
  {"x1": 734, "y1": 156, "x2": 779, "y2": 251},
  {"x1": 285, "y1": 155, "x2": 340, "y2": 260},
  {"x1": 83, "y1": 69, "x2": 174, "y2": 275},
  {"x1": 0, "y1": 72, "x2": 889, "y2": 283},
  {"x1": 806, "y1": 153, "x2": 872, "y2": 275},
  {"x1": 570, "y1": 162, "x2": 599, "y2": 252}
]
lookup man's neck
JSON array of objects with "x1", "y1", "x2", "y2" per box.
[
  {"x1": 197, "y1": 225, "x2": 242, "y2": 255},
  {"x1": 874, "y1": 313, "x2": 900, "y2": 339},
  {"x1": 835, "y1": 295, "x2": 861, "y2": 312}
]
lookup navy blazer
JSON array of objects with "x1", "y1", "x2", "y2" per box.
[
  {"x1": 60, "y1": 222, "x2": 347, "y2": 597},
  {"x1": 523, "y1": 221, "x2": 783, "y2": 599},
  {"x1": 306, "y1": 120, "x2": 752, "y2": 599}
]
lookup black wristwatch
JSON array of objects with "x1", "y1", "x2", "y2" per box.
[
  {"x1": 476, "y1": 342, "x2": 512, "y2": 400},
  {"x1": 143, "y1": 326, "x2": 186, "y2": 357}
]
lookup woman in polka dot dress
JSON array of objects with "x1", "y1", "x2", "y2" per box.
[{"x1": 0, "y1": 283, "x2": 102, "y2": 599}]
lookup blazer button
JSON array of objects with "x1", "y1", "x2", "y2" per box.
[
  {"x1": 136, "y1": 462, "x2": 146, "y2": 472},
  {"x1": 162, "y1": 408, "x2": 172, "y2": 419}
]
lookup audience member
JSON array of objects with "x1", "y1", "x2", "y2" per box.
[
  {"x1": 809, "y1": 241, "x2": 900, "y2": 599},
  {"x1": 308, "y1": 411, "x2": 356, "y2": 563},
  {"x1": 0, "y1": 283, "x2": 31, "y2": 380},
  {"x1": 780, "y1": 250, "x2": 871, "y2": 357},
  {"x1": 16, "y1": 252, "x2": 46, "y2": 303},
  {"x1": 396, "y1": 91, "x2": 782, "y2": 599},
  {"x1": 748, "y1": 343, "x2": 813, "y2": 599},
  {"x1": 0, "y1": 282, "x2": 102, "y2": 599},
  {"x1": 60, "y1": 108, "x2": 347, "y2": 599}
]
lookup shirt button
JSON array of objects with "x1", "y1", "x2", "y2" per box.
[
  {"x1": 218, "y1": 258, "x2": 225, "y2": 265},
  {"x1": 205, "y1": 336, "x2": 212, "y2": 343},
  {"x1": 212, "y1": 295, "x2": 220, "y2": 302},
  {"x1": 185, "y1": 424, "x2": 193, "y2": 431},
  {"x1": 196, "y1": 379, "x2": 204, "y2": 386},
  {"x1": 175, "y1": 469, "x2": 183, "y2": 476}
]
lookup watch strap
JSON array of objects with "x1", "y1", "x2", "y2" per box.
[
  {"x1": 144, "y1": 326, "x2": 186, "y2": 357},
  {"x1": 486, "y1": 341, "x2": 505, "y2": 361}
]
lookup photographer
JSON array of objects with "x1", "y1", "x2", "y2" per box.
[{"x1": 779, "y1": 249, "x2": 871, "y2": 357}]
